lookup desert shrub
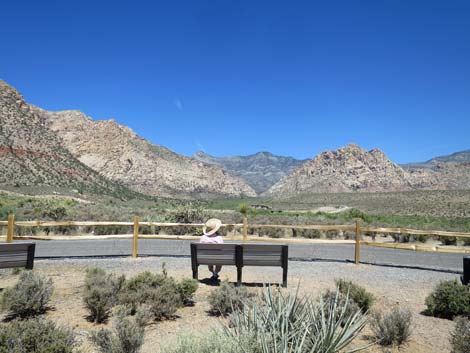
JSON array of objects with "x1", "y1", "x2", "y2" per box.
[
  {"x1": 296, "y1": 229, "x2": 322, "y2": 239},
  {"x1": 450, "y1": 316, "x2": 470, "y2": 353},
  {"x1": 238, "y1": 203, "x2": 249, "y2": 215},
  {"x1": 425, "y1": 280, "x2": 470, "y2": 319},
  {"x1": 83, "y1": 267, "x2": 125, "y2": 323},
  {"x1": 257, "y1": 227, "x2": 284, "y2": 238},
  {"x1": 440, "y1": 236, "x2": 457, "y2": 246},
  {"x1": 0, "y1": 318, "x2": 76, "y2": 353},
  {"x1": 148, "y1": 278, "x2": 183, "y2": 320},
  {"x1": 226, "y1": 286, "x2": 367, "y2": 353},
  {"x1": 164, "y1": 204, "x2": 209, "y2": 235},
  {"x1": 91, "y1": 307, "x2": 146, "y2": 353},
  {"x1": 335, "y1": 279, "x2": 374, "y2": 313},
  {"x1": 207, "y1": 281, "x2": 252, "y2": 316},
  {"x1": 1, "y1": 271, "x2": 54, "y2": 318},
  {"x1": 161, "y1": 332, "x2": 245, "y2": 353},
  {"x1": 370, "y1": 307, "x2": 413, "y2": 346},
  {"x1": 177, "y1": 278, "x2": 199, "y2": 305},
  {"x1": 118, "y1": 270, "x2": 184, "y2": 320},
  {"x1": 321, "y1": 289, "x2": 361, "y2": 325},
  {"x1": 94, "y1": 225, "x2": 132, "y2": 235}
]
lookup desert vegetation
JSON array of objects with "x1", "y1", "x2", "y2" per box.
[{"x1": 0, "y1": 260, "x2": 466, "y2": 353}]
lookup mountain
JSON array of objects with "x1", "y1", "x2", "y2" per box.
[
  {"x1": 402, "y1": 150, "x2": 470, "y2": 169},
  {"x1": 193, "y1": 151, "x2": 306, "y2": 193},
  {"x1": 0, "y1": 80, "x2": 139, "y2": 198},
  {"x1": 36, "y1": 108, "x2": 256, "y2": 199},
  {"x1": 265, "y1": 144, "x2": 449, "y2": 196}
]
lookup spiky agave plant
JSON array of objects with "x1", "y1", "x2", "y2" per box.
[{"x1": 224, "y1": 286, "x2": 368, "y2": 353}]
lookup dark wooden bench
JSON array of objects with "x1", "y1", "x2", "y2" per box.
[
  {"x1": 190, "y1": 243, "x2": 288, "y2": 287},
  {"x1": 0, "y1": 243, "x2": 36, "y2": 270}
]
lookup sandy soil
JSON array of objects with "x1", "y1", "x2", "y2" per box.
[{"x1": 0, "y1": 257, "x2": 459, "y2": 353}]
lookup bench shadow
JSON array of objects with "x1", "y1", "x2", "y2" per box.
[{"x1": 198, "y1": 278, "x2": 282, "y2": 288}]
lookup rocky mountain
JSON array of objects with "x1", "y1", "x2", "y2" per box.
[
  {"x1": 0, "y1": 80, "x2": 139, "y2": 198},
  {"x1": 36, "y1": 108, "x2": 256, "y2": 199},
  {"x1": 193, "y1": 151, "x2": 306, "y2": 193},
  {"x1": 264, "y1": 144, "x2": 470, "y2": 197},
  {"x1": 402, "y1": 150, "x2": 470, "y2": 169}
]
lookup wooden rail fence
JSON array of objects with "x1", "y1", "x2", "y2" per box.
[{"x1": 1, "y1": 215, "x2": 470, "y2": 263}]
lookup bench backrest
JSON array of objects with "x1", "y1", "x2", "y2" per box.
[
  {"x1": 242, "y1": 244, "x2": 285, "y2": 266},
  {"x1": 191, "y1": 243, "x2": 287, "y2": 267},
  {"x1": 0, "y1": 243, "x2": 35, "y2": 270},
  {"x1": 192, "y1": 243, "x2": 238, "y2": 265}
]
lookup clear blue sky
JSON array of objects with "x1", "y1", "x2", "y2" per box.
[{"x1": 1, "y1": 1, "x2": 469, "y2": 163}]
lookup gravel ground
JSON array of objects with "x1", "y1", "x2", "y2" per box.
[{"x1": 0, "y1": 257, "x2": 460, "y2": 353}]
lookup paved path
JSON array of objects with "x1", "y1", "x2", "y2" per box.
[{"x1": 29, "y1": 239, "x2": 466, "y2": 273}]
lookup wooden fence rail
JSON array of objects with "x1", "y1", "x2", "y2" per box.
[{"x1": 2, "y1": 214, "x2": 470, "y2": 261}]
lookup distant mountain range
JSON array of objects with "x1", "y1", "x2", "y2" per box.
[
  {"x1": 401, "y1": 150, "x2": 470, "y2": 169},
  {"x1": 0, "y1": 80, "x2": 469, "y2": 199},
  {"x1": 193, "y1": 151, "x2": 306, "y2": 193}
]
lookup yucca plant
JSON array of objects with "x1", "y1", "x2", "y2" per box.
[{"x1": 224, "y1": 286, "x2": 368, "y2": 353}]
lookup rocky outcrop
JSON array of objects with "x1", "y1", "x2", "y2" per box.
[
  {"x1": 0, "y1": 80, "x2": 137, "y2": 197},
  {"x1": 38, "y1": 108, "x2": 256, "y2": 198},
  {"x1": 193, "y1": 151, "x2": 306, "y2": 194},
  {"x1": 264, "y1": 144, "x2": 452, "y2": 196}
]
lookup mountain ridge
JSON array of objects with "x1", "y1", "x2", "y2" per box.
[
  {"x1": 36, "y1": 106, "x2": 256, "y2": 199},
  {"x1": 265, "y1": 144, "x2": 470, "y2": 197},
  {"x1": 193, "y1": 150, "x2": 306, "y2": 193}
]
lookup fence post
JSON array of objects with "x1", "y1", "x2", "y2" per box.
[
  {"x1": 132, "y1": 216, "x2": 139, "y2": 258},
  {"x1": 242, "y1": 217, "x2": 248, "y2": 243},
  {"x1": 7, "y1": 214, "x2": 15, "y2": 243},
  {"x1": 355, "y1": 219, "x2": 361, "y2": 264}
]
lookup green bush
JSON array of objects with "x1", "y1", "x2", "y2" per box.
[
  {"x1": 118, "y1": 271, "x2": 167, "y2": 313},
  {"x1": 450, "y1": 316, "x2": 470, "y2": 353},
  {"x1": 91, "y1": 306, "x2": 146, "y2": 353},
  {"x1": 296, "y1": 229, "x2": 322, "y2": 239},
  {"x1": 370, "y1": 307, "x2": 413, "y2": 346},
  {"x1": 257, "y1": 227, "x2": 284, "y2": 238},
  {"x1": 207, "y1": 281, "x2": 252, "y2": 316},
  {"x1": 118, "y1": 270, "x2": 184, "y2": 320},
  {"x1": 83, "y1": 267, "x2": 125, "y2": 323},
  {"x1": 0, "y1": 318, "x2": 76, "y2": 353},
  {"x1": 1, "y1": 271, "x2": 54, "y2": 318},
  {"x1": 425, "y1": 280, "x2": 470, "y2": 319},
  {"x1": 335, "y1": 279, "x2": 374, "y2": 313},
  {"x1": 177, "y1": 278, "x2": 199, "y2": 305},
  {"x1": 164, "y1": 204, "x2": 209, "y2": 235}
]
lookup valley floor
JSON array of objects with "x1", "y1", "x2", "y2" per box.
[{"x1": 0, "y1": 257, "x2": 459, "y2": 353}]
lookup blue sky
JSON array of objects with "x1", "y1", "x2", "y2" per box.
[{"x1": 1, "y1": 0, "x2": 469, "y2": 163}]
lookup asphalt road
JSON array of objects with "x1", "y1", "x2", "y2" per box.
[{"x1": 29, "y1": 239, "x2": 466, "y2": 273}]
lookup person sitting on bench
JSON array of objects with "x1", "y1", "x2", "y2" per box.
[{"x1": 200, "y1": 218, "x2": 223, "y2": 282}]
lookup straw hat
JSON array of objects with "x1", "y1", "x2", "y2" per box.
[{"x1": 203, "y1": 218, "x2": 222, "y2": 236}]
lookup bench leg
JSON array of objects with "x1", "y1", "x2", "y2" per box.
[
  {"x1": 282, "y1": 267, "x2": 287, "y2": 288},
  {"x1": 192, "y1": 266, "x2": 198, "y2": 280},
  {"x1": 237, "y1": 266, "x2": 242, "y2": 286}
]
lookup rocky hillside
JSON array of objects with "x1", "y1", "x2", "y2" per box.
[
  {"x1": 265, "y1": 144, "x2": 456, "y2": 196},
  {"x1": 37, "y1": 109, "x2": 256, "y2": 199},
  {"x1": 0, "y1": 80, "x2": 139, "y2": 198},
  {"x1": 193, "y1": 151, "x2": 305, "y2": 193},
  {"x1": 402, "y1": 150, "x2": 470, "y2": 169}
]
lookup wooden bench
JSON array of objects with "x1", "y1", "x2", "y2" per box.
[
  {"x1": 190, "y1": 243, "x2": 288, "y2": 287},
  {"x1": 0, "y1": 243, "x2": 36, "y2": 270}
]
